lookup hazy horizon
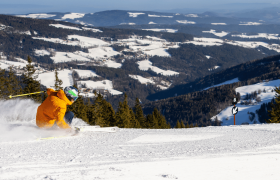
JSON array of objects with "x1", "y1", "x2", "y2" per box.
[{"x1": 0, "y1": 0, "x2": 280, "y2": 14}]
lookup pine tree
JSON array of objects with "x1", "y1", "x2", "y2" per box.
[
  {"x1": 54, "y1": 68, "x2": 63, "y2": 91},
  {"x1": 115, "y1": 94, "x2": 131, "y2": 128},
  {"x1": 86, "y1": 98, "x2": 93, "y2": 124},
  {"x1": 186, "y1": 122, "x2": 190, "y2": 128},
  {"x1": 101, "y1": 98, "x2": 116, "y2": 127},
  {"x1": 0, "y1": 68, "x2": 6, "y2": 98},
  {"x1": 167, "y1": 123, "x2": 171, "y2": 129},
  {"x1": 189, "y1": 123, "x2": 194, "y2": 128},
  {"x1": 267, "y1": 86, "x2": 280, "y2": 123},
  {"x1": 91, "y1": 93, "x2": 105, "y2": 126},
  {"x1": 180, "y1": 120, "x2": 185, "y2": 128},
  {"x1": 153, "y1": 108, "x2": 168, "y2": 129},
  {"x1": 146, "y1": 114, "x2": 155, "y2": 129},
  {"x1": 134, "y1": 98, "x2": 146, "y2": 128},
  {"x1": 22, "y1": 56, "x2": 41, "y2": 102},
  {"x1": 5, "y1": 66, "x2": 22, "y2": 97},
  {"x1": 151, "y1": 108, "x2": 160, "y2": 129},
  {"x1": 175, "y1": 120, "x2": 181, "y2": 128},
  {"x1": 129, "y1": 108, "x2": 141, "y2": 128},
  {"x1": 68, "y1": 96, "x2": 89, "y2": 123}
]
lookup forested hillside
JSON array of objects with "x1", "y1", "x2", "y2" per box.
[
  {"x1": 144, "y1": 54, "x2": 280, "y2": 127},
  {"x1": 148, "y1": 54, "x2": 280, "y2": 100},
  {"x1": 0, "y1": 14, "x2": 271, "y2": 109}
]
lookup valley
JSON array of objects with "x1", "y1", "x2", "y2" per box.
[{"x1": 0, "y1": 9, "x2": 280, "y2": 126}]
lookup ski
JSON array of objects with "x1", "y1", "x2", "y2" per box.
[
  {"x1": 74, "y1": 126, "x2": 119, "y2": 133},
  {"x1": 37, "y1": 126, "x2": 118, "y2": 140},
  {"x1": 37, "y1": 132, "x2": 78, "y2": 140}
]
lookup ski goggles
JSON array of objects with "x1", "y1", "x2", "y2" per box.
[{"x1": 73, "y1": 96, "x2": 78, "y2": 101}]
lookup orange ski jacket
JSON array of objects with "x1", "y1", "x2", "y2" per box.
[{"x1": 36, "y1": 88, "x2": 73, "y2": 129}]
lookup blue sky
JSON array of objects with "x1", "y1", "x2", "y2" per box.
[{"x1": 0, "y1": 0, "x2": 279, "y2": 14}]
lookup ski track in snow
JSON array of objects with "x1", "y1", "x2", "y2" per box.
[{"x1": 1, "y1": 100, "x2": 280, "y2": 179}]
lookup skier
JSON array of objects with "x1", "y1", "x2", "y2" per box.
[{"x1": 36, "y1": 86, "x2": 78, "y2": 130}]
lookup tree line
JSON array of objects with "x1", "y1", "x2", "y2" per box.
[
  {"x1": 67, "y1": 93, "x2": 171, "y2": 129},
  {"x1": 0, "y1": 56, "x2": 41, "y2": 101}
]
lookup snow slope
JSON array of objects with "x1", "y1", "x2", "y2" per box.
[
  {"x1": 1, "y1": 99, "x2": 280, "y2": 179},
  {"x1": 212, "y1": 79, "x2": 280, "y2": 125},
  {"x1": 204, "y1": 78, "x2": 240, "y2": 90},
  {"x1": 49, "y1": 24, "x2": 82, "y2": 31}
]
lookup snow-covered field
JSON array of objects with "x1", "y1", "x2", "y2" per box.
[
  {"x1": 129, "y1": 75, "x2": 155, "y2": 84},
  {"x1": 1, "y1": 99, "x2": 280, "y2": 180},
  {"x1": 176, "y1": 20, "x2": 196, "y2": 24},
  {"x1": 0, "y1": 24, "x2": 7, "y2": 30},
  {"x1": 232, "y1": 33, "x2": 280, "y2": 40},
  {"x1": 77, "y1": 80, "x2": 123, "y2": 96},
  {"x1": 74, "y1": 69, "x2": 99, "y2": 78},
  {"x1": 16, "y1": 14, "x2": 56, "y2": 19},
  {"x1": 129, "y1": 75, "x2": 172, "y2": 90},
  {"x1": 148, "y1": 14, "x2": 173, "y2": 18},
  {"x1": 61, "y1": 13, "x2": 85, "y2": 20},
  {"x1": 186, "y1": 37, "x2": 280, "y2": 52},
  {"x1": 202, "y1": 29, "x2": 229, "y2": 37},
  {"x1": 0, "y1": 60, "x2": 27, "y2": 70},
  {"x1": 84, "y1": 47, "x2": 120, "y2": 59},
  {"x1": 239, "y1": 22, "x2": 262, "y2": 25},
  {"x1": 34, "y1": 49, "x2": 51, "y2": 56},
  {"x1": 137, "y1": 60, "x2": 179, "y2": 76},
  {"x1": 37, "y1": 69, "x2": 74, "y2": 88},
  {"x1": 142, "y1": 28, "x2": 178, "y2": 33},
  {"x1": 185, "y1": 14, "x2": 198, "y2": 17},
  {"x1": 119, "y1": 36, "x2": 178, "y2": 57},
  {"x1": 211, "y1": 23, "x2": 227, "y2": 25},
  {"x1": 50, "y1": 52, "x2": 91, "y2": 63},
  {"x1": 49, "y1": 24, "x2": 82, "y2": 31},
  {"x1": 185, "y1": 37, "x2": 224, "y2": 46},
  {"x1": 128, "y1": 12, "x2": 145, "y2": 17},
  {"x1": 33, "y1": 35, "x2": 110, "y2": 48}
]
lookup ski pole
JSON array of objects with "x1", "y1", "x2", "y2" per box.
[{"x1": 9, "y1": 91, "x2": 45, "y2": 99}]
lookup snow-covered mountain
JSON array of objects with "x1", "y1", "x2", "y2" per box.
[
  {"x1": 1, "y1": 98, "x2": 280, "y2": 179},
  {"x1": 15, "y1": 10, "x2": 270, "y2": 27}
]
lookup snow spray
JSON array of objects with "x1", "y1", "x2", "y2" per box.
[{"x1": 0, "y1": 99, "x2": 87, "y2": 142}]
